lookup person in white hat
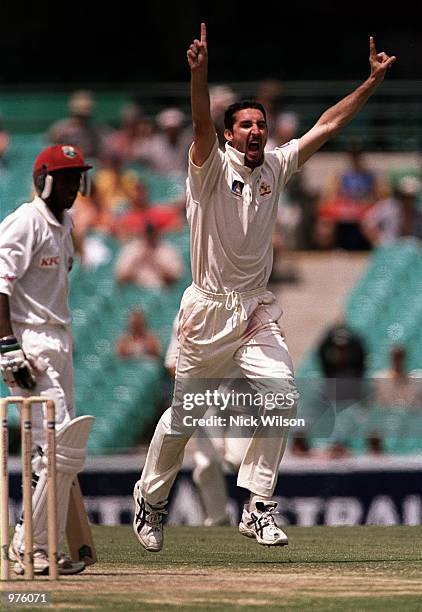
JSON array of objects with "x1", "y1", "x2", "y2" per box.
[
  {"x1": 47, "y1": 90, "x2": 109, "y2": 159},
  {"x1": 139, "y1": 107, "x2": 191, "y2": 175},
  {"x1": 362, "y1": 175, "x2": 422, "y2": 246}
]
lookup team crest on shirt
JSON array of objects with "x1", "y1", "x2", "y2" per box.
[
  {"x1": 231, "y1": 180, "x2": 244, "y2": 197},
  {"x1": 259, "y1": 182, "x2": 272, "y2": 197}
]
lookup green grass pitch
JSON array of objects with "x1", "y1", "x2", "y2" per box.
[{"x1": 3, "y1": 525, "x2": 422, "y2": 611}]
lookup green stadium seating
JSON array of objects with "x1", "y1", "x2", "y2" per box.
[
  {"x1": 298, "y1": 238, "x2": 422, "y2": 454},
  {"x1": 0, "y1": 92, "x2": 132, "y2": 133},
  {"x1": 69, "y1": 224, "x2": 191, "y2": 453},
  {"x1": 0, "y1": 134, "x2": 43, "y2": 218}
]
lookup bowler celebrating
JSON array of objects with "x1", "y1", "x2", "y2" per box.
[{"x1": 133, "y1": 23, "x2": 396, "y2": 550}]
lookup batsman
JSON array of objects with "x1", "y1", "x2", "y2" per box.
[{"x1": 0, "y1": 145, "x2": 95, "y2": 575}]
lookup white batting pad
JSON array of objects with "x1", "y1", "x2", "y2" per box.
[{"x1": 14, "y1": 415, "x2": 94, "y2": 553}]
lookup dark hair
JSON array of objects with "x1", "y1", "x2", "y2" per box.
[{"x1": 224, "y1": 100, "x2": 267, "y2": 131}]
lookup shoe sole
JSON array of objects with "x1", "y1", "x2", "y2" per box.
[
  {"x1": 58, "y1": 563, "x2": 86, "y2": 575},
  {"x1": 257, "y1": 537, "x2": 288, "y2": 547},
  {"x1": 239, "y1": 522, "x2": 288, "y2": 546},
  {"x1": 132, "y1": 485, "x2": 163, "y2": 552}
]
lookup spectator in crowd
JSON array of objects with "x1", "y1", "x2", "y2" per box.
[
  {"x1": 105, "y1": 102, "x2": 153, "y2": 164},
  {"x1": 70, "y1": 181, "x2": 116, "y2": 267},
  {"x1": 289, "y1": 434, "x2": 311, "y2": 457},
  {"x1": 113, "y1": 180, "x2": 185, "y2": 241},
  {"x1": 362, "y1": 175, "x2": 422, "y2": 246},
  {"x1": 114, "y1": 222, "x2": 184, "y2": 289},
  {"x1": 255, "y1": 78, "x2": 285, "y2": 141},
  {"x1": 209, "y1": 85, "x2": 236, "y2": 148},
  {"x1": 112, "y1": 181, "x2": 152, "y2": 240},
  {"x1": 314, "y1": 323, "x2": 368, "y2": 457},
  {"x1": 138, "y1": 108, "x2": 191, "y2": 176},
  {"x1": 269, "y1": 110, "x2": 309, "y2": 280},
  {"x1": 369, "y1": 345, "x2": 422, "y2": 453},
  {"x1": 320, "y1": 441, "x2": 352, "y2": 459},
  {"x1": 47, "y1": 90, "x2": 110, "y2": 160},
  {"x1": 315, "y1": 142, "x2": 381, "y2": 250},
  {"x1": 116, "y1": 309, "x2": 160, "y2": 360},
  {"x1": 318, "y1": 322, "x2": 367, "y2": 393},
  {"x1": 266, "y1": 111, "x2": 299, "y2": 150},
  {"x1": 94, "y1": 152, "x2": 139, "y2": 214},
  {"x1": 372, "y1": 345, "x2": 422, "y2": 410},
  {"x1": 366, "y1": 434, "x2": 384, "y2": 455}
]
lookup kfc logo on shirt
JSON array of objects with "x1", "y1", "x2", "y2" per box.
[{"x1": 40, "y1": 255, "x2": 60, "y2": 268}]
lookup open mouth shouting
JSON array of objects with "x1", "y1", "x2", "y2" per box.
[{"x1": 246, "y1": 138, "x2": 263, "y2": 162}]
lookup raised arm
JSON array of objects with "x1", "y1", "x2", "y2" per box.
[
  {"x1": 298, "y1": 37, "x2": 396, "y2": 167},
  {"x1": 187, "y1": 22, "x2": 215, "y2": 166}
]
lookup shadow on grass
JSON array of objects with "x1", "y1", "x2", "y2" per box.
[{"x1": 249, "y1": 557, "x2": 422, "y2": 565}]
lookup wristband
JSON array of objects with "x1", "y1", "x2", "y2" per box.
[{"x1": 0, "y1": 335, "x2": 20, "y2": 353}]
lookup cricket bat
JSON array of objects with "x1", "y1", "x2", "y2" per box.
[{"x1": 66, "y1": 477, "x2": 97, "y2": 565}]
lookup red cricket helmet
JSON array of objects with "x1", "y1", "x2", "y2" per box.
[
  {"x1": 33, "y1": 144, "x2": 92, "y2": 177},
  {"x1": 33, "y1": 145, "x2": 93, "y2": 199}
]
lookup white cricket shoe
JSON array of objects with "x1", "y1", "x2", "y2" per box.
[
  {"x1": 133, "y1": 481, "x2": 167, "y2": 552},
  {"x1": 239, "y1": 501, "x2": 288, "y2": 546},
  {"x1": 9, "y1": 525, "x2": 85, "y2": 575},
  {"x1": 10, "y1": 547, "x2": 49, "y2": 575},
  {"x1": 11, "y1": 547, "x2": 85, "y2": 576},
  {"x1": 10, "y1": 536, "x2": 50, "y2": 575}
]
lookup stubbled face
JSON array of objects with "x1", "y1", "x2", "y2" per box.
[{"x1": 224, "y1": 108, "x2": 268, "y2": 168}]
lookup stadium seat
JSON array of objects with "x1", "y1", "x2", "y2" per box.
[{"x1": 299, "y1": 239, "x2": 422, "y2": 454}]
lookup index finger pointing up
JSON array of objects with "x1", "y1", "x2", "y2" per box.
[
  {"x1": 201, "y1": 22, "x2": 207, "y2": 44},
  {"x1": 369, "y1": 35, "x2": 376, "y2": 58}
]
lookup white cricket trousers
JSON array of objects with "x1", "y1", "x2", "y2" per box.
[
  {"x1": 8, "y1": 324, "x2": 82, "y2": 556},
  {"x1": 8, "y1": 323, "x2": 74, "y2": 454},
  {"x1": 140, "y1": 284, "x2": 298, "y2": 504}
]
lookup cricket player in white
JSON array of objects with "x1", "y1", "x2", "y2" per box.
[
  {"x1": 165, "y1": 315, "x2": 249, "y2": 526},
  {"x1": 133, "y1": 23, "x2": 396, "y2": 550},
  {"x1": 0, "y1": 144, "x2": 93, "y2": 575}
]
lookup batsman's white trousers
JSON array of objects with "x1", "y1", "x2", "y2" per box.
[
  {"x1": 140, "y1": 284, "x2": 297, "y2": 504},
  {"x1": 8, "y1": 323, "x2": 74, "y2": 454}
]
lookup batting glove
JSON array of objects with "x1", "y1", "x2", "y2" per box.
[{"x1": 0, "y1": 335, "x2": 36, "y2": 390}]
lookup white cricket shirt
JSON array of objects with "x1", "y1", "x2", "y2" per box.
[
  {"x1": 187, "y1": 136, "x2": 299, "y2": 293},
  {"x1": 0, "y1": 197, "x2": 74, "y2": 326}
]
